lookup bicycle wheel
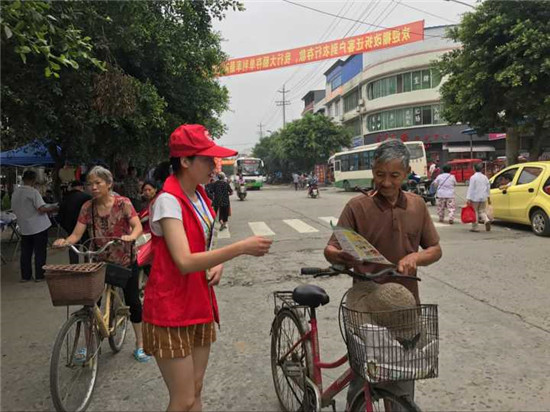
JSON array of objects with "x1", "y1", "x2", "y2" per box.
[
  {"x1": 108, "y1": 287, "x2": 128, "y2": 353},
  {"x1": 271, "y1": 309, "x2": 314, "y2": 412},
  {"x1": 349, "y1": 387, "x2": 421, "y2": 412},
  {"x1": 50, "y1": 310, "x2": 100, "y2": 412}
]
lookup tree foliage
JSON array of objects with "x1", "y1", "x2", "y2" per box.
[
  {"x1": 252, "y1": 113, "x2": 351, "y2": 178},
  {"x1": 437, "y1": 0, "x2": 550, "y2": 163},
  {"x1": 1, "y1": 0, "x2": 242, "y2": 174}
]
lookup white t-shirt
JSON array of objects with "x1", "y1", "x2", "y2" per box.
[
  {"x1": 150, "y1": 192, "x2": 213, "y2": 241},
  {"x1": 11, "y1": 185, "x2": 52, "y2": 235}
]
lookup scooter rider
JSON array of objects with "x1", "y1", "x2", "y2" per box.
[{"x1": 307, "y1": 174, "x2": 319, "y2": 197}]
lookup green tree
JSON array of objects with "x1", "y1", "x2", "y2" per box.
[
  {"x1": 1, "y1": 1, "x2": 242, "y2": 182},
  {"x1": 253, "y1": 113, "x2": 351, "y2": 177},
  {"x1": 1, "y1": 0, "x2": 105, "y2": 78},
  {"x1": 437, "y1": 0, "x2": 550, "y2": 164}
]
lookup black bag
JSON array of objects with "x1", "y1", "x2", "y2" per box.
[
  {"x1": 91, "y1": 202, "x2": 134, "y2": 289},
  {"x1": 105, "y1": 263, "x2": 133, "y2": 288}
]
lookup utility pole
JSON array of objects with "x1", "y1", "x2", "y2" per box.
[
  {"x1": 257, "y1": 123, "x2": 264, "y2": 139},
  {"x1": 276, "y1": 85, "x2": 291, "y2": 127}
]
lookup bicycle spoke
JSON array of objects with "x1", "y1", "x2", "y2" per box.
[{"x1": 51, "y1": 315, "x2": 99, "y2": 412}]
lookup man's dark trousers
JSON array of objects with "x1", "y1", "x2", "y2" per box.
[{"x1": 20, "y1": 228, "x2": 48, "y2": 280}]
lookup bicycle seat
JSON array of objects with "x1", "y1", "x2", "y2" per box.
[{"x1": 292, "y1": 285, "x2": 330, "y2": 308}]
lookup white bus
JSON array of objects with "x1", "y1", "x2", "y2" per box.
[
  {"x1": 234, "y1": 157, "x2": 265, "y2": 189},
  {"x1": 332, "y1": 141, "x2": 427, "y2": 191}
]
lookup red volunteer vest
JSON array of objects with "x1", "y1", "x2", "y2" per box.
[{"x1": 142, "y1": 175, "x2": 219, "y2": 327}]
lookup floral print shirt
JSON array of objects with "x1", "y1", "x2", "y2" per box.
[{"x1": 78, "y1": 196, "x2": 137, "y2": 267}]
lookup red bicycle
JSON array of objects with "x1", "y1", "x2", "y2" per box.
[{"x1": 270, "y1": 266, "x2": 439, "y2": 412}]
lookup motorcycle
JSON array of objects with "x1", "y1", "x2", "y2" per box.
[
  {"x1": 406, "y1": 179, "x2": 436, "y2": 206},
  {"x1": 307, "y1": 182, "x2": 319, "y2": 199},
  {"x1": 237, "y1": 183, "x2": 247, "y2": 201}
]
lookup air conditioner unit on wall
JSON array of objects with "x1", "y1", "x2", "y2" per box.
[{"x1": 358, "y1": 99, "x2": 365, "y2": 106}]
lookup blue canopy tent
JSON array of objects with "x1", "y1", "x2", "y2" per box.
[{"x1": 0, "y1": 140, "x2": 59, "y2": 167}]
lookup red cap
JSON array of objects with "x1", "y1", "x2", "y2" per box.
[{"x1": 169, "y1": 124, "x2": 238, "y2": 158}]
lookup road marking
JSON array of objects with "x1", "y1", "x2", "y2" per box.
[
  {"x1": 217, "y1": 226, "x2": 231, "y2": 239},
  {"x1": 283, "y1": 219, "x2": 319, "y2": 233},
  {"x1": 248, "y1": 222, "x2": 275, "y2": 236},
  {"x1": 319, "y1": 216, "x2": 338, "y2": 226}
]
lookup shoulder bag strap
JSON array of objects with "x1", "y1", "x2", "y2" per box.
[{"x1": 91, "y1": 201, "x2": 96, "y2": 251}]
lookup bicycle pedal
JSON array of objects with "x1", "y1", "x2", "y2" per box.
[{"x1": 116, "y1": 306, "x2": 130, "y2": 316}]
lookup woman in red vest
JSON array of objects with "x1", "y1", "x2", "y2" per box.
[{"x1": 142, "y1": 124, "x2": 272, "y2": 411}]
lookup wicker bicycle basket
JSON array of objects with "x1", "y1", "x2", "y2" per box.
[
  {"x1": 341, "y1": 303, "x2": 439, "y2": 384},
  {"x1": 44, "y1": 262, "x2": 106, "y2": 307}
]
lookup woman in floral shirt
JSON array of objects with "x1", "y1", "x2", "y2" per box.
[{"x1": 54, "y1": 166, "x2": 149, "y2": 362}]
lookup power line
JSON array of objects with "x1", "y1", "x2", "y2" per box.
[
  {"x1": 281, "y1": 0, "x2": 451, "y2": 39},
  {"x1": 396, "y1": 1, "x2": 458, "y2": 24},
  {"x1": 261, "y1": 1, "x2": 354, "y2": 128},
  {"x1": 287, "y1": 2, "x2": 379, "y2": 100},
  {"x1": 287, "y1": 1, "x2": 377, "y2": 97}
]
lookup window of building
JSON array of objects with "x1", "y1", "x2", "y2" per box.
[
  {"x1": 404, "y1": 108, "x2": 413, "y2": 127},
  {"x1": 396, "y1": 74, "x2": 403, "y2": 94},
  {"x1": 366, "y1": 104, "x2": 444, "y2": 132},
  {"x1": 395, "y1": 109, "x2": 404, "y2": 128},
  {"x1": 373, "y1": 81, "x2": 380, "y2": 99},
  {"x1": 403, "y1": 72, "x2": 412, "y2": 92},
  {"x1": 366, "y1": 67, "x2": 442, "y2": 100},
  {"x1": 346, "y1": 118, "x2": 362, "y2": 136},
  {"x1": 344, "y1": 89, "x2": 359, "y2": 113},
  {"x1": 388, "y1": 76, "x2": 397, "y2": 95},
  {"x1": 413, "y1": 106, "x2": 422, "y2": 125},
  {"x1": 412, "y1": 71, "x2": 422, "y2": 91},
  {"x1": 331, "y1": 76, "x2": 342, "y2": 91},
  {"x1": 421, "y1": 70, "x2": 431, "y2": 89},
  {"x1": 422, "y1": 105, "x2": 432, "y2": 124},
  {"x1": 387, "y1": 110, "x2": 396, "y2": 129}
]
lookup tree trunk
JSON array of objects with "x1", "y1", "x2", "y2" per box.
[{"x1": 505, "y1": 127, "x2": 520, "y2": 166}]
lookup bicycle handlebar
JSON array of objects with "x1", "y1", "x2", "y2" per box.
[
  {"x1": 300, "y1": 265, "x2": 420, "y2": 281},
  {"x1": 59, "y1": 239, "x2": 121, "y2": 256}
]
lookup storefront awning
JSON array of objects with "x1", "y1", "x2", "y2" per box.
[{"x1": 447, "y1": 145, "x2": 495, "y2": 153}]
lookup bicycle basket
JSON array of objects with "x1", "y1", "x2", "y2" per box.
[
  {"x1": 44, "y1": 263, "x2": 106, "y2": 307},
  {"x1": 341, "y1": 303, "x2": 439, "y2": 383}
]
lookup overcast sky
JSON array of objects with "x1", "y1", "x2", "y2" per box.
[{"x1": 212, "y1": 0, "x2": 476, "y2": 153}]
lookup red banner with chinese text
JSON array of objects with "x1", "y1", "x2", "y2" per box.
[{"x1": 220, "y1": 21, "x2": 424, "y2": 77}]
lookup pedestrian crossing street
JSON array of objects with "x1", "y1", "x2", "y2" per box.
[{"x1": 215, "y1": 214, "x2": 472, "y2": 240}]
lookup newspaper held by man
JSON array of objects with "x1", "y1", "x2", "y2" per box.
[{"x1": 332, "y1": 224, "x2": 394, "y2": 266}]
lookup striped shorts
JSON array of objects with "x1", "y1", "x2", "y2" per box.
[{"x1": 143, "y1": 322, "x2": 216, "y2": 359}]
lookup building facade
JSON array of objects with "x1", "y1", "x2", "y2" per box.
[{"x1": 303, "y1": 25, "x2": 549, "y2": 163}]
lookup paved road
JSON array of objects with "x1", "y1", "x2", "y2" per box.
[{"x1": 2, "y1": 185, "x2": 549, "y2": 411}]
